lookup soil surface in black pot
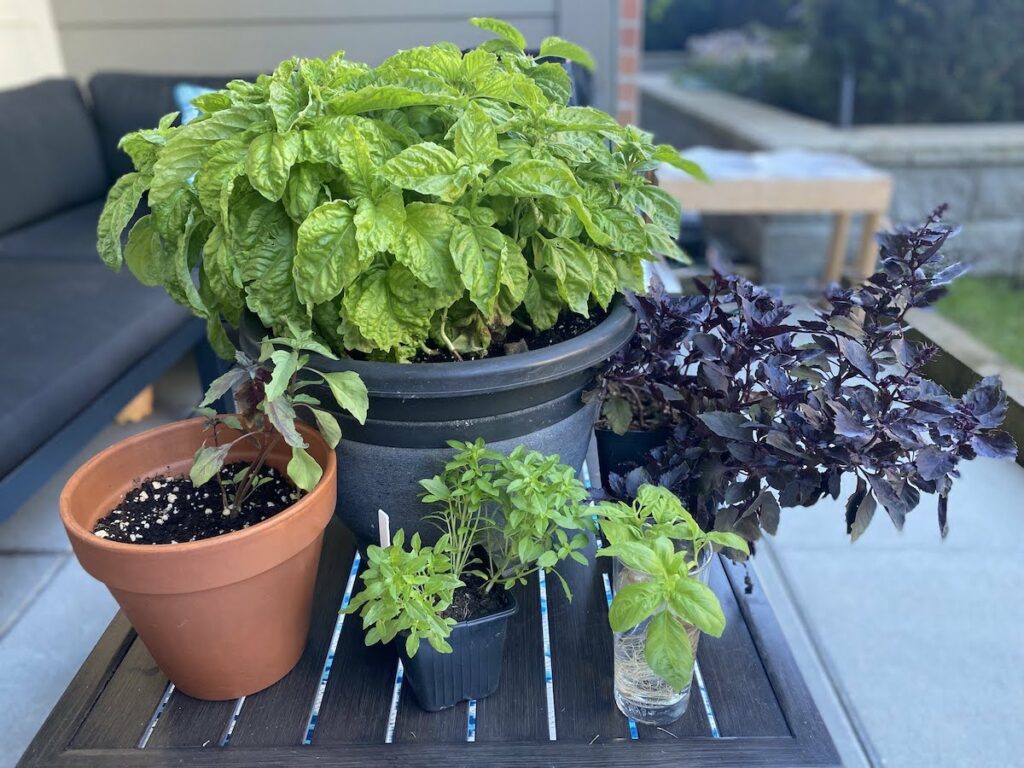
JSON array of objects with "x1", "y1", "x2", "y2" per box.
[
  {"x1": 410, "y1": 308, "x2": 608, "y2": 363},
  {"x1": 442, "y1": 572, "x2": 513, "y2": 623},
  {"x1": 92, "y1": 463, "x2": 300, "y2": 545}
]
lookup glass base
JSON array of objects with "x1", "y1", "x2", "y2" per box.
[{"x1": 615, "y1": 683, "x2": 692, "y2": 726}]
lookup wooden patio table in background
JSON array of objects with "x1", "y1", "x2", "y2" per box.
[{"x1": 658, "y1": 148, "x2": 893, "y2": 287}]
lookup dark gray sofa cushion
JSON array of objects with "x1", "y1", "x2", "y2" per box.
[
  {"x1": 0, "y1": 79, "x2": 109, "y2": 236},
  {"x1": 90, "y1": 72, "x2": 253, "y2": 180},
  {"x1": 0, "y1": 262, "x2": 192, "y2": 476},
  {"x1": 0, "y1": 200, "x2": 104, "y2": 262}
]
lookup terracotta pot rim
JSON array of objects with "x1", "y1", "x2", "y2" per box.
[{"x1": 60, "y1": 416, "x2": 337, "y2": 557}]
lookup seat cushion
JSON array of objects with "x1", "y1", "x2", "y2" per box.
[
  {"x1": 0, "y1": 79, "x2": 109, "y2": 235},
  {"x1": 89, "y1": 72, "x2": 253, "y2": 180},
  {"x1": 0, "y1": 200, "x2": 107, "y2": 263},
  {"x1": 0, "y1": 262, "x2": 193, "y2": 476}
]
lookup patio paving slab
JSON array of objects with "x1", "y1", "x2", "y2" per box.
[
  {"x1": 0, "y1": 555, "x2": 64, "y2": 638},
  {"x1": 0, "y1": 556, "x2": 116, "y2": 768},
  {"x1": 764, "y1": 456, "x2": 1024, "y2": 768}
]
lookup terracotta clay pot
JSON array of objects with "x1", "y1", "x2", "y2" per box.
[{"x1": 60, "y1": 417, "x2": 337, "y2": 700}]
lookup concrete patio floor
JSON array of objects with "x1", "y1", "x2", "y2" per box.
[{"x1": 1, "y1": 356, "x2": 1022, "y2": 767}]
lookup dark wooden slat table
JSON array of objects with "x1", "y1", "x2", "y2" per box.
[{"x1": 19, "y1": 515, "x2": 839, "y2": 767}]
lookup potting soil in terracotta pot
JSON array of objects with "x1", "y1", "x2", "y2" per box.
[{"x1": 92, "y1": 463, "x2": 300, "y2": 544}]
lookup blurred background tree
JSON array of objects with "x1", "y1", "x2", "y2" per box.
[{"x1": 649, "y1": 0, "x2": 1024, "y2": 125}]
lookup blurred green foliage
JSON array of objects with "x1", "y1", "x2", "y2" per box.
[
  {"x1": 937, "y1": 277, "x2": 1024, "y2": 370},
  {"x1": 651, "y1": 0, "x2": 1024, "y2": 124}
]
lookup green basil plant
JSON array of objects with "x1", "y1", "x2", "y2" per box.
[
  {"x1": 596, "y1": 484, "x2": 748, "y2": 691},
  {"x1": 97, "y1": 17, "x2": 701, "y2": 362}
]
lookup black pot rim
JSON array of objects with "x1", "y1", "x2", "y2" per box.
[
  {"x1": 397, "y1": 591, "x2": 519, "y2": 645},
  {"x1": 240, "y1": 299, "x2": 636, "y2": 399},
  {"x1": 447, "y1": 591, "x2": 519, "y2": 632},
  {"x1": 594, "y1": 425, "x2": 673, "y2": 437}
]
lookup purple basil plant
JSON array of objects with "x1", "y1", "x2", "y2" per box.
[{"x1": 605, "y1": 207, "x2": 1017, "y2": 546}]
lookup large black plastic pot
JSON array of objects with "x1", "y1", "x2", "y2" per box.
[
  {"x1": 240, "y1": 301, "x2": 636, "y2": 546},
  {"x1": 398, "y1": 595, "x2": 518, "y2": 712},
  {"x1": 594, "y1": 426, "x2": 671, "y2": 491}
]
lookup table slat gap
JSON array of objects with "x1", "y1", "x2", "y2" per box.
[
  {"x1": 309, "y1": 557, "x2": 402, "y2": 745},
  {"x1": 691, "y1": 557, "x2": 790, "y2": 738},
  {"x1": 467, "y1": 577, "x2": 548, "y2": 742},
  {"x1": 69, "y1": 636, "x2": 169, "y2": 749},
  {"x1": 547, "y1": 536, "x2": 631, "y2": 743},
  {"x1": 392, "y1": 680, "x2": 468, "y2": 743},
  {"x1": 228, "y1": 520, "x2": 357, "y2": 747}
]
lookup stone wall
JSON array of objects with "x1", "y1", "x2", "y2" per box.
[{"x1": 638, "y1": 73, "x2": 1024, "y2": 290}]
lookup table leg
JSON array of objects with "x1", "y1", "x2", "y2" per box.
[
  {"x1": 822, "y1": 212, "x2": 852, "y2": 286},
  {"x1": 855, "y1": 212, "x2": 883, "y2": 281}
]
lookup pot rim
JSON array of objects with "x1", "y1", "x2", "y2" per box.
[
  {"x1": 60, "y1": 416, "x2": 337, "y2": 557},
  {"x1": 241, "y1": 298, "x2": 637, "y2": 398},
  {"x1": 447, "y1": 590, "x2": 519, "y2": 632}
]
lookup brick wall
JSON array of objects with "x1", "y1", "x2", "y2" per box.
[{"x1": 616, "y1": 0, "x2": 643, "y2": 125}]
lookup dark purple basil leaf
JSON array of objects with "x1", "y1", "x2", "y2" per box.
[
  {"x1": 911, "y1": 287, "x2": 948, "y2": 307},
  {"x1": 906, "y1": 378, "x2": 954, "y2": 405},
  {"x1": 692, "y1": 332, "x2": 721, "y2": 357},
  {"x1": 828, "y1": 315, "x2": 865, "y2": 339},
  {"x1": 915, "y1": 445, "x2": 955, "y2": 481},
  {"x1": 727, "y1": 441, "x2": 756, "y2": 463},
  {"x1": 886, "y1": 420, "x2": 924, "y2": 449},
  {"x1": 699, "y1": 362, "x2": 732, "y2": 395},
  {"x1": 724, "y1": 476, "x2": 760, "y2": 505},
  {"x1": 263, "y1": 396, "x2": 305, "y2": 448},
  {"x1": 837, "y1": 336, "x2": 877, "y2": 380},
  {"x1": 845, "y1": 477, "x2": 877, "y2": 542},
  {"x1": 778, "y1": 480, "x2": 801, "y2": 507},
  {"x1": 797, "y1": 402, "x2": 826, "y2": 429},
  {"x1": 937, "y1": 493, "x2": 949, "y2": 538},
  {"x1": 699, "y1": 411, "x2": 755, "y2": 442},
  {"x1": 755, "y1": 491, "x2": 781, "y2": 535},
  {"x1": 908, "y1": 400, "x2": 955, "y2": 419},
  {"x1": 867, "y1": 473, "x2": 920, "y2": 529},
  {"x1": 765, "y1": 430, "x2": 803, "y2": 456},
  {"x1": 931, "y1": 262, "x2": 969, "y2": 286},
  {"x1": 962, "y1": 376, "x2": 1009, "y2": 428},
  {"x1": 971, "y1": 430, "x2": 1017, "y2": 460},
  {"x1": 830, "y1": 401, "x2": 872, "y2": 440},
  {"x1": 827, "y1": 469, "x2": 842, "y2": 499}
]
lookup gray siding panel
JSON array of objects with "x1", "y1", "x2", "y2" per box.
[{"x1": 51, "y1": 0, "x2": 615, "y2": 110}]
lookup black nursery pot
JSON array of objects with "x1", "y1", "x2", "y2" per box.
[
  {"x1": 594, "y1": 426, "x2": 671, "y2": 490},
  {"x1": 240, "y1": 301, "x2": 636, "y2": 546},
  {"x1": 398, "y1": 595, "x2": 519, "y2": 712}
]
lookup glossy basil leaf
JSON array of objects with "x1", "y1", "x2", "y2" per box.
[
  {"x1": 538, "y1": 36, "x2": 596, "y2": 71},
  {"x1": 608, "y1": 581, "x2": 664, "y2": 632},
  {"x1": 190, "y1": 445, "x2": 231, "y2": 488},
  {"x1": 354, "y1": 186, "x2": 406, "y2": 255},
  {"x1": 469, "y1": 17, "x2": 526, "y2": 49},
  {"x1": 246, "y1": 131, "x2": 301, "y2": 201},
  {"x1": 645, "y1": 612, "x2": 694, "y2": 691},
  {"x1": 486, "y1": 159, "x2": 580, "y2": 198},
  {"x1": 288, "y1": 445, "x2": 323, "y2": 492},
  {"x1": 666, "y1": 579, "x2": 725, "y2": 637},
  {"x1": 453, "y1": 102, "x2": 499, "y2": 166},
  {"x1": 383, "y1": 142, "x2": 462, "y2": 200},
  {"x1": 450, "y1": 222, "x2": 505, "y2": 314},
  {"x1": 319, "y1": 371, "x2": 369, "y2": 424},
  {"x1": 97, "y1": 172, "x2": 150, "y2": 270},
  {"x1": 294, "y1": 200, "x2": 365, "y2": 305},
  {"x1": 398, "y1": 202, "x2": 461, "y2": 295}
]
